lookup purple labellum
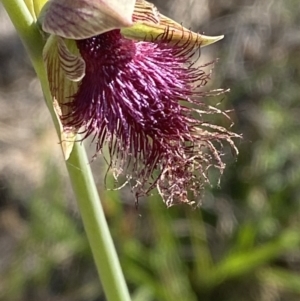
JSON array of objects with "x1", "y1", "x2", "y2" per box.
[{"x1": 59, "y1": 29, "x2": 238, "y2": 206}]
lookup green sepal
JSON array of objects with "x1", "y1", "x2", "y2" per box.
[{"x1": 24, "y1": 0, "x2": 48, "y2": 20}]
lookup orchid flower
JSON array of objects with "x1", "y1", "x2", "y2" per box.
[{"x1": 39, "y1": 0, "x2": 239, "y2": 206}]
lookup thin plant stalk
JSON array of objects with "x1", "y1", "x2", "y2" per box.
[{"x1": 1, "y1": 0, "x2": 131, "y2": 300}]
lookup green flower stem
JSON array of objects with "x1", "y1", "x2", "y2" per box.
[{"x1": 1, "y1": 1, "x2": 131, "y2": 300}]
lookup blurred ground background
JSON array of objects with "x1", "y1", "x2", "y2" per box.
[{"x1": 1, "y1": 0, "x2": 300, "y2": 300}]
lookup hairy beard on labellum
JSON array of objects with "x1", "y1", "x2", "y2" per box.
[{"x1": 62, "y1": 29, "x2": 238, "y2": 206}]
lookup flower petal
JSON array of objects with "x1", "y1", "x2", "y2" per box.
[
  {"x1": 39, "y1": 0, "x2": 136, "y2": 39},
  {"x1": 121, "y1": 0, "x2": 223, "y2": 47},
  {"x1": 57, "y1": 37, "x2": 85, "y2": 81},
  {"x1": 43, "y1": 36, "x2": 81, "y2": 159},
  {"x1": 53, "y1": 98, "x2": 77, "y2": 160}
]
